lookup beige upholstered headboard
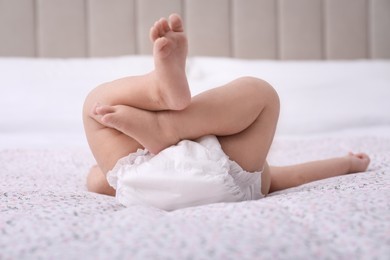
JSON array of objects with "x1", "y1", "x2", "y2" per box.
[{"x1": 0, "y1": 0, "x2": 389, "y2": 59}]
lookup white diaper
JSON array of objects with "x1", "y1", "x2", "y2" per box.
[{"x1": 107, "y1": 135, "x2": 264, "y2": 211}]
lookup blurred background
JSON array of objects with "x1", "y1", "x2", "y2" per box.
[{"x1": 0, "y1": 0, "x2": 389, "y2": 59}]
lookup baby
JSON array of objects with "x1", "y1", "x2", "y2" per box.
[{"x1": 83, "y1": 14, "x2": 370, "y2": 210}]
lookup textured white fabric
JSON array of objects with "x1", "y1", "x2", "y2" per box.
[
  {"x1": 2, "y1": 133, "x2": 390, "y2": 260},
  {"x1": 107, "y1": 135, "x2": 263, "y2": 211}
]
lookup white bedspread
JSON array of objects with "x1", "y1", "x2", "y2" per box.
[{"x1": 1, "y1": 57, "x2": 390, "y2": 259}]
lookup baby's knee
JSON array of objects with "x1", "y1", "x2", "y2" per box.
[
  {"x1": 256, "y1": 78, "x2": 278, "y2": 101},
  {"x1": 240, "y1": 76, "x2": 280, "y2": 108},
  {"x1": 83, "y1": 83, "x2": 110, "y2": 118}
]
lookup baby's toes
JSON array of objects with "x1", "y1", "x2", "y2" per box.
[
  {"x1": 101, "y1": 112, "x2": 119, "y2": 128},
  {"x1": 150, "y1": 21, "x2": 161, "y2": 42},
  {"x1": 95, "y1": 104, "x2": 115, "y2": 115},
  {"x1": 154, "y1": 37, "x2": 171, "y2": 58},
  {"x1": 100, "y1": 105, "x2": 131, "y2": 130},
  {"x1": 150, "y1": 18, "x2": 169, "y2": 42},
  {"x1": 169, "y1": 13, "x2": 184, "y2": 32},
  {"x1": 159, "y1": 18, "x2": 170, "y2": 34},
  {"x1": 361, "y1": 154, "x2": 370, "y2": 165}
]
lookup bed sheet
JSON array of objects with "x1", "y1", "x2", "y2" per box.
[
  {"x1": 1, "y1": 130, "x2": 390, "y2": 259},
  {"x1": 1, "y1": 57, "x2": 390, "y2": 259}
]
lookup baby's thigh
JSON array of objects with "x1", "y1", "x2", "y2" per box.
[
  {"x1": 86, "y1": 123, "x2": 141, "y2": 174},
  {"x1": 217, "y1": 77, "x2": 279, "y2": 173},
  {"x1": 83, "y1": 86, "x2": 142, "y2": 174},
  {"x1": 217, "y1": 107, "x2": 278, "y2": 173}
]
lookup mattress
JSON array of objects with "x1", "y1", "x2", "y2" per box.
[{"x1": 1, "y1": 57, "x2": 390, "y2": 259}]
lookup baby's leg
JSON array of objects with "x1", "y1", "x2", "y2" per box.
[
  {"x1": 86, "y1": 14, "x2": 279, "y2": 196},
  {"x1": 85, "y1": 14, "x2": 190, "y2": 112},
  {"x1": 90, "y1": 77, "x2": 280, "y2": 195},
  {"x1": 269, "y1": 152, "x2": 370, "y2": 192},
  {"x1": 86, "y1": 165, "x2": 115, "y2": 196},
  {"x1": 84, "y1": 14, "x2": 190, "y2": 176}
]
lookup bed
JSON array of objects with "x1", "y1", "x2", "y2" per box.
[{"x1": 1, "y1": 0, "x2": 390, "y2": 259}]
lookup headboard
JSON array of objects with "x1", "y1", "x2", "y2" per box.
[{"x1": 0, "y1": 0, "x2": 389, "y2": 59}]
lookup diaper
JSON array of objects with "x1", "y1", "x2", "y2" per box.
[{"x1": 107, "y1": 135, "x2": 264, "y2": 211}]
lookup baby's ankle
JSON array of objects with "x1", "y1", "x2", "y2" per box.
[
  {"x1": 157, "y1": 111, "x2": 181, "y2": 146},
  {"x1": 163, "y1": 91, "x2": 191, "y2": 110},
  {"x1": 150, "y1": 72, "x2": 190, "y2": 110}
]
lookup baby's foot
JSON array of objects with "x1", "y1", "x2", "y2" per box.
[
  {"x1": 91, "y1": 103, "x2": 179, "y2": 154},
  {"x1": 346, "y1": 152, "x2": 370, "y2": 173},
  {"x1": 150, "y1": 14, "x2": 191, "y2": 110}
]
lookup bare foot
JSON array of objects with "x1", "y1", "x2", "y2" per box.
[
  {"x1": 347, "y1": 152, "x2": 370, "y2": 173},
  {"x1": 150, "y1": 14, "x2": 191, "y2": 110},
  {"x1": 91, "y1": 103, "x2": 178, "y2": 154}
]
